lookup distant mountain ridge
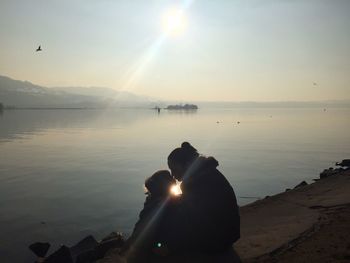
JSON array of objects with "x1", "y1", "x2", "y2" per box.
[
  {"x1": 0, "y1": 75, "x2": 159, "y2": 108},
  {"x1": 1, "y1": 75, "x2": 349, "y2": 109},
  {"x1": 52, "y1": 86, "x2": 152, "y2": 102}
]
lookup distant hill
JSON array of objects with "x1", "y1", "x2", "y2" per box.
[
  {"x1": 1, "y1": 75, "x2": 349, "y2": 109},
  {"x1": 52, "y1": 86, "x2": 153, "y2": 103},
  {"x1": 0, "y1": 75, "x2": 159, "y2": 108}
]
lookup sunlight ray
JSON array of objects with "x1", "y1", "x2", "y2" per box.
[{"x1": 111, "y1": 0, "x2": 195, "y2": 101}]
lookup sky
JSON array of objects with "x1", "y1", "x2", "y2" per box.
[{"x1": 0, "y1": 0, "x2": 349, "y2": 102}]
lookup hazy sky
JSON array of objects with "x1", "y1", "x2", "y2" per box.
[{"x1": 0, "y1": 0, "x2": 349, "y2": 101}]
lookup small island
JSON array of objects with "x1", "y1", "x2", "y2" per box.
[{"x1": 166, "y1": 104, "x2": 198, "y2": 110}]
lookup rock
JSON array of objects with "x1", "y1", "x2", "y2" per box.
[
  {"x1": 29, "y1": 242, "x2": 50, "y2": 257},
  {"x1": 70, "y1": 235, "x2": 98, "y2": 260},
  {"x1": 336, "y1": 159, "x2": 350, "y2": 167},
  {"x1": 95, "y1": 232, "x2": 124, "y2": 259},
  {"x1": 45, "y1": 245, "x2": 73, "y2": 263},
  {"x1": 96, "y1": 238, "x2": 124, "y2": 258},
  {"x1": 294, "y1": 181, "x2": 308, "y2": 189},
  {"x1": 101, "y1": 232, "x2": 123, "y2": 243},
  {"x1": 75, "y1": 249, "x2": 98, "y2": 263},
  {"x1": 320, "y1": 168, "x2": 338, "y2": 179},
  {"x1": 319, "y1": 167, "x2": 346, "y2": 179}
]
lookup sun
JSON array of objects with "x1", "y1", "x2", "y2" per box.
[{"x1": 162, "y1": 7, "x2": 187, "y2": 36}]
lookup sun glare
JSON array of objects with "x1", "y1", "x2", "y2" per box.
[
  {"x1": 162, "y1": 8, "x2": 187, "y2": 36},
  {"x1": 170, "y1": 182, "x2": 182, "y2": 196}
]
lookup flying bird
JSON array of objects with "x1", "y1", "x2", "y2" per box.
[{"x1": 36, "y1": 45, "x2": 42, "y2": 52}]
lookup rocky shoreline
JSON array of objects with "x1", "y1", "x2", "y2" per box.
[
  {"x1": 236, "y1": 159, "x2": 350, "y2": 262},
  {"x1": 30, "y1": 160, "x2": 350, "y2": 263}
]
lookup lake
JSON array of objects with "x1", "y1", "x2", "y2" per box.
[{"x1": 0, "y1": 107, "x2": 349, "y2": 262}]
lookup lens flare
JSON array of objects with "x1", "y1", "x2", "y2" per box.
[{"x1": 170, "y1": 183, "x2": 182, "y2": 196}]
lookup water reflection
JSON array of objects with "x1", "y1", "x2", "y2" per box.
[
  {"x1": 0, "y1": 108, "x2": 199, "y2": 142},
  {"x1": 0, "y1": 109, "x2": 149, "y2": 142},
  {"x1": 0, "y1": 107, "x2": 349, "y2": 263},
  {"x1": 165, "y1": 109, "x2": 198, "y2": 115}
]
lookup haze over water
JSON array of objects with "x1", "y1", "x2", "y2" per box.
[
  {"x1": 0, "y1": 107, "x2": 350, "y2": 262},
  {"x1": 1, "y1": 0, "x2": 350, "y2": 262}
]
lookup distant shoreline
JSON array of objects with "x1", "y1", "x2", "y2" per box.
[{"x1": 2, "y1": 104, "x2": 350, "y2": 111}]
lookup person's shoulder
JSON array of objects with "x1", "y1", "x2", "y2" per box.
[{"x1": 139, "y1": 196, "x2": 160, "y2": 216}]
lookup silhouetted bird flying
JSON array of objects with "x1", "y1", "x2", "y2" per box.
[{"x1": 36, "y1": 45, "x2": 42, "y2": 52}]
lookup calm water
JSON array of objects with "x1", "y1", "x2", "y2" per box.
[{"x1": 0, "y1": 107, "x2": 349, "y2": 262}]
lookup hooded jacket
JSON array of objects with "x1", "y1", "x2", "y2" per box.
[{"x1": 157, "y1": 156, "x2": 240, "y2": 254}]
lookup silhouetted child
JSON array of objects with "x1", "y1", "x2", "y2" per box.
[{"x1": 120, "y1": 170, "x2": 176, "y2": 263}]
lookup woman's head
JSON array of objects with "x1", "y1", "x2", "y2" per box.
[
  {"x1": 145, "y1": 170, "x2": 175, "y2": 197},
  {"x1": 167, "y1": 142, "x2": 199, "y2": 181}
]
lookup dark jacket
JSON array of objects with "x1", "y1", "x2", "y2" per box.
[{"x1": 158, "y1": 156, "x2": 240, "y2": 254}]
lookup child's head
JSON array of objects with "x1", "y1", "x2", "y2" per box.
[{"x1": 145, "y1": 170, "x2": 175, "y2": 197}]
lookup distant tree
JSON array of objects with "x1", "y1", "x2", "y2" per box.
[{"x1": 0, "y1": 102, "x2": 3, "y2": 111}]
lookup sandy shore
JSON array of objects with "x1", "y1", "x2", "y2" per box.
[{"x1": 236, "y1": 170, "x2": 350, "y2": 262}]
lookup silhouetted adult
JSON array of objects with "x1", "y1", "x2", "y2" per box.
[{"x1": 162, "y1": 142, "x2": 240, "y2": 256}]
